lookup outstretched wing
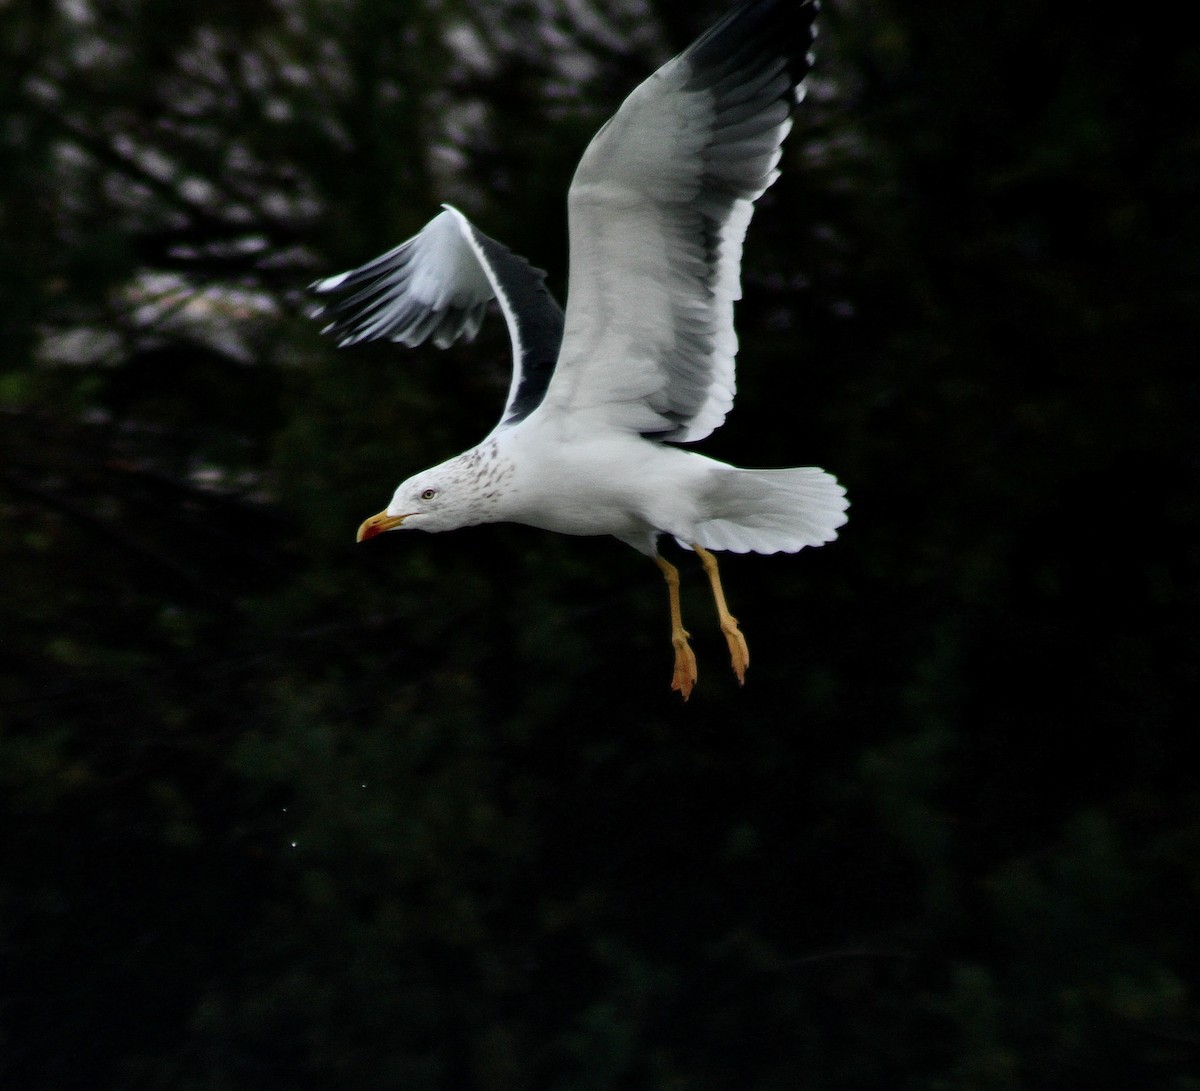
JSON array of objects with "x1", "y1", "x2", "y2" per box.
[
  {"x1": 536, "y1": 0, "x2": 818, "y2": 443},
  {"x1": 309, "y1": 205, "x2": 565, "y2": 429}
]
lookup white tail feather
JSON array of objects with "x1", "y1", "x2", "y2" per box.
[{"x1": 679, "y1": 467, "x2": 849, "y2": 554}]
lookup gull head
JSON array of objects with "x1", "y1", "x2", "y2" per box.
[{"x1": 357, "y1": 450, "x2": 505, "y2": 541}]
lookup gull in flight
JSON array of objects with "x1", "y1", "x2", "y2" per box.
[{"x1": 310, "y1": 0, "x2": 847, "y2": 699}]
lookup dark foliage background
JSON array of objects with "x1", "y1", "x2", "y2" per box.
[{"x1": 2, "y1": 0, "x2": 1197, "y2": 1086}]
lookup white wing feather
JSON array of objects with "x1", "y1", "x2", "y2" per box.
[
  {"x1": 310, "y1": 206, "x2": 564, "y2": 429},
  {"x1": 536, "y1": 0, "x2": 818, "y2": 444},
  {"x1": 310, "y1": 208, "x2": 493, "y2": 350}
]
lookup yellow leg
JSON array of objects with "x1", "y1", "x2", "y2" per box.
[
  {"x1": 692, "y1": 545, "x2": 750, "y2": 686},
  {"x1": 655, "y1": 554, "x2": 698, "y2": 700}
]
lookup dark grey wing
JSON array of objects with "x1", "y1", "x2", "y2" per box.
[
  {"x1": 539, "y1": 0, "x2": 818, "y2": 443},
  {"x1": 309, "y1": 205, "x2": 564, "y2": 428}
]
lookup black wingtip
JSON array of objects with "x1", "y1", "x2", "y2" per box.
[{"x1": 685, "y1": 0, "x2": 819, "y2": 92}]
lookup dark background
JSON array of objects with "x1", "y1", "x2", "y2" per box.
[{"x1": 2, "y1": 0, "x2": 1197, "y2": 1086}]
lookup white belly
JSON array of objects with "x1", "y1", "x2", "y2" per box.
[{"x1": 497, "y1": 425, "x2": 723, "y2": 551}]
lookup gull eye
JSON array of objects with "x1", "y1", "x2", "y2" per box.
[{"x1": 420, "y1": 488, "x2": 438, "y2": 501}]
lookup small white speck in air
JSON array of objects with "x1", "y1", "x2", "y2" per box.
[{"x1": 290, "y1": 841, "x2": 298, "y2": 848}]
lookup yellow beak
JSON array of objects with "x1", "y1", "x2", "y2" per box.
[{"x1": 356, "y1": 511, "x2": 407, "y2": 542}]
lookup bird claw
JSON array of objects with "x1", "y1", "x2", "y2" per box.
[
  {"x1": 670, "y1": 635, "x2": 698, "y2": 700},
  {"x1": 721, "y1": 618, "x2": 750, "y2": 686}
]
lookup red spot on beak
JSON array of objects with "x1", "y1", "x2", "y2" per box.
[{"x1": 356, "y1": 512, "x2": 406, "y2": 542}]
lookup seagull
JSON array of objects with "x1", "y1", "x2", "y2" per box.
[{"x1": 310, "y1": 0, "x2": 847, "y2": 699}]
